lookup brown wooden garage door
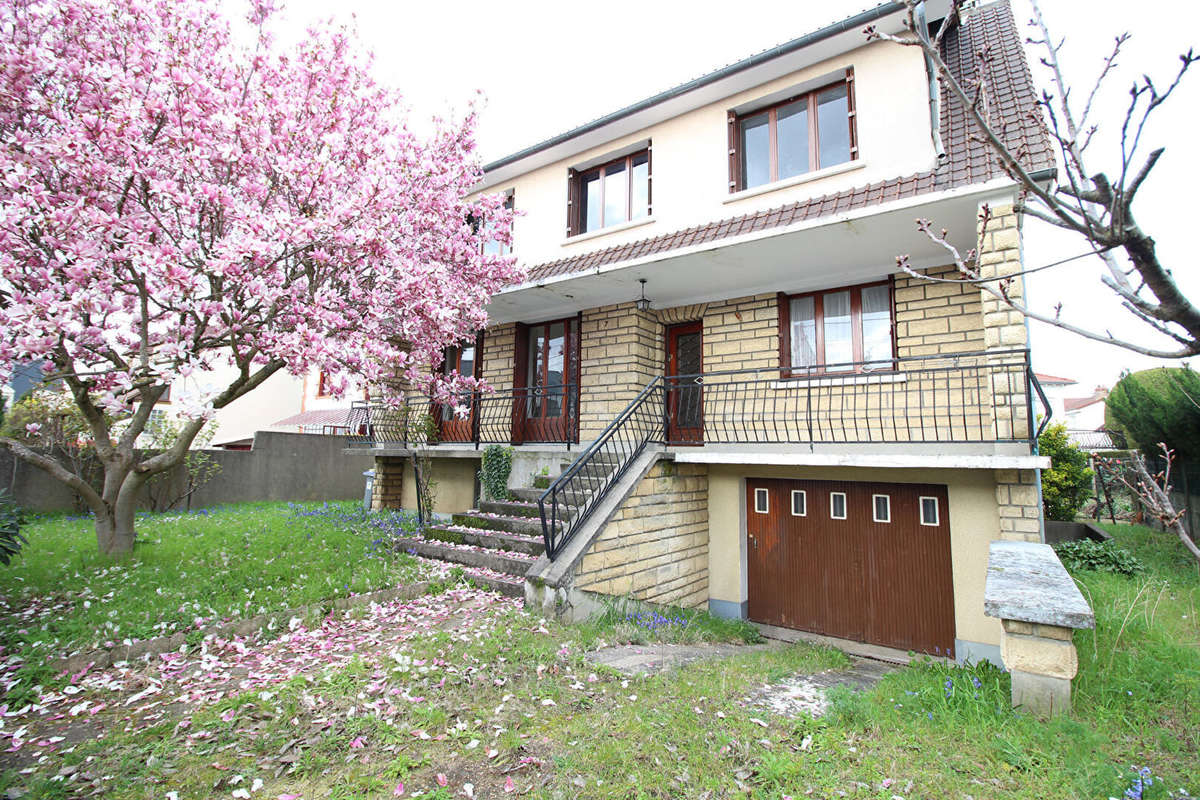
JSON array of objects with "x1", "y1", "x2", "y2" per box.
[{"x1": 746, "y1": 478, "x2": 955, "y2": 658}]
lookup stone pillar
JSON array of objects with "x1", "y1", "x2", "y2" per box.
[
  {"x1": 371, "y1": 456, "x2": 405, "y2": 510},
  {"x1": 978, "y1": 202, "x2": 1029, "y2": 442},
  {"x1": 984, "y1": 541, "x2": 1095, "y2": 718},
  {"x1": 994, "y1": 468, "x2": 1042, "y2": 542},
  {"x1": 999, "y1": 619, "x2": 1078, "y2": 716}
]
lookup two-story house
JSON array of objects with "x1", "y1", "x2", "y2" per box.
[{"x1": 353, "y1": 0, "x2": 1055, "y2": 666}]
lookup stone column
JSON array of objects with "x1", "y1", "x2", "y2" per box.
[
  {"x1": 977, "y1": 202, "x2": 1029, "y2": 443},
  {"x1": 371, "y1": 456, "x2": 405, "y2": 510},
  {"x1": 999, "y1": 619, "x2": 1079, "y2": 716},
  {"x1": 994, "y1": 468, "x2": 1042, "y2": 542},
  {"x1": 984, "y1": 541, "x2": 1095, "y2": 717}
]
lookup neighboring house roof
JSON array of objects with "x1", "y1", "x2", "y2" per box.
[
  {"x1": 1064, "y1": 388, "x2": 1108, "y2": 412},
  {"x1": 518, "y1": 0, "x2": 1053, "y2": 286},
  {"x1": 1034, "y1": 372, "x2": 1077, "y2": 386},
  {"x1": 272, "y1": 408, "x2": 353, "y2": 429}
]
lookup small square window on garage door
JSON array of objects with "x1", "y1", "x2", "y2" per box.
[
  {"x1": 920, "y1": 496, "x2": 939, "y2": 526},
  {"x1": 872, "y1": 494, "x2": 891, "y2": 523},
  {"x1": 791, "y1": 490, "x2": 807, "y2": 516},
  {"x1": 754, "y1": 487, "x2": 769, "y2": 514},
  {"x1": 830, "y1": 491, "x2": 847, "y2": 520}
]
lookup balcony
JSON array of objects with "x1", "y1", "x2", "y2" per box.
[
  {"x1": 347, "y1": 349, "x2": 1045, "y2": 456},
  {"x1": 347, "y1": 384, "x2": 581, "y2": 450}
]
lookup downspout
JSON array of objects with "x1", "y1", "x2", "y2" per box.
[{"x1": 914, "y1": 1, "x2": 946, "y2": 161}]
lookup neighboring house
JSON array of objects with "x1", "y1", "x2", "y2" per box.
[
  {"x1": 157, "y1": 366, "x2": 360, "y2": 448},
  {"x1": 357, "y1": 0, "x2": 1054, "y2": 665},
  {"x1": 266, "y1": 370, "x2": 364, "y2": 436},
  {"x1": 1062, "y1": 386, "x2": 1109, "y2": 433},
  {"x1": 1033, "y1": 372, "x2": 1077, "y2": 422},
  {"x1": 1033, "y1": 374, "x2": 1120, "y2": 450}
]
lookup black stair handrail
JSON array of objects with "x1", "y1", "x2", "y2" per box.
[{"x1": 538, "y1": 377, "x2": 666, "y2": 559}]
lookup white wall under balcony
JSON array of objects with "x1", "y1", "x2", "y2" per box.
[{"x1": 487, "y1": 178, "x2": 1016, "y2": 325}]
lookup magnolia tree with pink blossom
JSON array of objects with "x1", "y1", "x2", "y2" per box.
[{"x1": 0, "y1": 0, "x2": 519, "y2": 555}]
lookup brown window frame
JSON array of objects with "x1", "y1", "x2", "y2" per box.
[
  {"x1": 727, "y1": 67, "x2": 857, "y2": 193},
  {"x1": 316, "y1": 370, "x2": 332, "y2": 397},
  {"x1": 777, "y1": 278, "x2": 896, "y2": 377},
  {"x1": 566, "y1": 146, "x2": 652, "y2": 237}
]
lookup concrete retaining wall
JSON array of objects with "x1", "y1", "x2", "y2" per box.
[{"x1": 0, "y1": 431, "x2": 374, "y2": 512}]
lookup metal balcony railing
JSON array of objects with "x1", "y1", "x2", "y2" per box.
[
  {"x1": 661, "y1": 348, "x2": 1047, "y2": 447},
  {"x1": 346, "y1": 384, "x2": 580, "y2": 449}
]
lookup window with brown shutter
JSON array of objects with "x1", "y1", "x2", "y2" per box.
[
  {"x1": 566, "y1": 147, "x2": 651, "y2": 236},
  {"x1": 728, "y1": 68, "x2": 857, "y2": 194}
]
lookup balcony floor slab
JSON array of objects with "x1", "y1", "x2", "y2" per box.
[{"x1": 668, "y1": 443, "x2": 1048, "y2": 470}]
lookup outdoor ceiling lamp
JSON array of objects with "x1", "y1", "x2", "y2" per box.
[{"x1": 635, "y1": 278, "x2": 652, "y2": 311}]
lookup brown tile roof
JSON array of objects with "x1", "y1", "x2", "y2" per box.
[
  {"x1": 1034, "y1": 372, "x2": 1077, "y2": 386},
  {"x1": 522, "y1": 1, "x2": 1053, "y2": 285},
  {"x1": 1064, "y1": 388, "x2": 1109, "y2": 412},
  {"x1": 272, "y1": 408, "x2": 353, "y2": 428}
]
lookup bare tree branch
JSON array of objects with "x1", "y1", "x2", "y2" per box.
[{"x1": 870, "y1": 2, "x2": 1200, "y2": 358}]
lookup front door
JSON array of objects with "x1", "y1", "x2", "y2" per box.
[
  {"x1": 520, "y1": 318, "x2": 577, "y2": 442},
  {"x1": 666, "y1": 321, "x2": 703, "y2": 444},
  {"x1": 438, "y1": 340, "x2": 479, "y2": 442}
]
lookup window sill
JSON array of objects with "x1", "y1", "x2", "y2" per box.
[
  {"x1": 772, "y1": 371, "x2": 907, "y2": 389},
  {"x1": 562, "y1": 216, "x2": 655, "y2": 246},
  {"x1": 724, "y1": 160, "x2": 866, "y2": 205}
]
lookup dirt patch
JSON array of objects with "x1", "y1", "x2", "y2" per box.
[
  {"x1": 585, "y1": 641, "x2": 776, "y2": 676},
  {"x1": 745, "y1": 657, "x2": 896, "y2": 718}
]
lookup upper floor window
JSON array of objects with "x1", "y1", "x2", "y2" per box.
[
  {"x1": 779, "y1": 280, "x2": 892, "y2": 374},
  {"x1": 482, "y1": 192, "x2": 514, "y2": 256},
  {"x1": 317, "y1": 371, "x2": 332, "y2": 397},
  {"x1": 567, "y1": 148, "x2": 651, "y2": 236},
  {"x1": 728, "y1": 69, "x2": 857, "y2": 193}
]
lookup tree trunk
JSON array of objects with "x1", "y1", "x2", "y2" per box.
[
  {"x1": 94, "y1": 468, "x2": 147, "y2": 557},
  {"x1": 94, "y1": 507, "x2": 135, "y2": 556}
]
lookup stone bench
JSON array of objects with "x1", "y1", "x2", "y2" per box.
[{"x1": 984, "y1": 540, "x2": 1095, "y2": 716}]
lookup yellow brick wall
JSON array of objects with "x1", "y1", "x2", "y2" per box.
[
  {"x1": 894, "y1": 266, "x2": 985, "y2": 357},
  {"x1": 574, "y1": 461, "x2": 708, "y2": 608},
  {"x1": 481, "y1": 323, "x2": 516, "y2": 392},
  {"x1": 701, "y1": 293, "x2": 780, "y2": 372},
  {"x1": 994, "y1": 468, "x2": 1041, "y2": 542},
  {"x1": 578, "y1": 302, "x2": 662, "y2": 440}
]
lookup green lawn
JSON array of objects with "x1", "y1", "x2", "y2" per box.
[
  {"x1": 0, "y1": 502, "x2": 428, "y2": 702},
  {"x1": 0, "y1": 517, "x2": 1196, "y2": 799}
]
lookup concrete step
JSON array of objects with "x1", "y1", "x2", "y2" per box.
[
  {"x1": 395, "y1": 535, "x2": 533, "y2": 578},
  {"x1": 478, "y1": 499, "x2": 541, "y2": 518},
  {"x1": 425, "y1": 525, "x2": 545, "y2": 557},
  {"x1": 511, "y1": 487, "x2": 591, "y2": 505},
  {"x1": 478, "y1": 499, "x2": 579, "y2": 520},
  {"x1": 461, "y1": 568, "x2": 524, "y2": 599},
  {"x1": 451, "y1": 512, "x2": 549, "y2": 537}
]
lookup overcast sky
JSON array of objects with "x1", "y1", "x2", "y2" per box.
[{"x1": 276, "y1": 0, "x2": 1200, "y2": 399}]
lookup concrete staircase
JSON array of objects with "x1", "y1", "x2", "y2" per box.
[{"x1": 395, "y1": 461, "x2": 577, "y2": 598}]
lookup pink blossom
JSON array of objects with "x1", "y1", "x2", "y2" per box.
[
  {"x1": 0, "y1": 0, "x2": 521, "y2": 547},
  {"x1": 23, "y1": 423, "x2": 40, "y2": 436}
]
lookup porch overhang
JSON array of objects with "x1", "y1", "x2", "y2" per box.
[{"x1": 485, "y1": 178, "x2": 1021, "y2": 325}]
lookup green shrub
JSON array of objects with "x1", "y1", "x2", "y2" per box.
[
  {"x1": 1039, "y1": 422, "x2": 1093, "y2": 521},
  {"x1": 1053, "y1": 538, "x2": 1144, "y2": 576},
  {"x1": 1106, "y1": 366, "x2": 1200, "y2": 459},
  {"x1": 0, "y1": 489, "x2": 26, "y2": 566},
  {"x1": 478, "y1": 444, "x2": 513, "y2": 501}
]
